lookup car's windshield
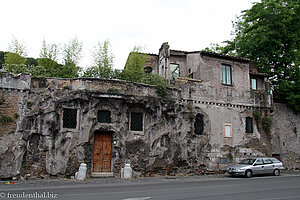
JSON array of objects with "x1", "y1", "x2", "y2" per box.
[{"x1": 239, "y1": 159, "x2": 256, "y2": 165}]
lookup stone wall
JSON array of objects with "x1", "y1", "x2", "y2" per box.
[{"x1": 271, "y1": 103, "x2": 300, "y2": 170}]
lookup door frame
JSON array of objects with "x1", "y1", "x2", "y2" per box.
[{"x1": 92, "y1": 131, "x2": 113, "y2": 172}]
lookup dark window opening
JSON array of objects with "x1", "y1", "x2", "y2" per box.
[
  {"x1": 98, "y1": 110, "x2": 111, "y2": 123},
  {"x1": 246, "y1": 117, "x2": 253, "y2": 133},
  {"x1": 144, "y1": 66, "x2": 153, "y2": 74},
  {"x1": 130, "y1": 112, "x2": 143, "y2": 131},
  {"x1": 194, "y1": 114, "x2": 204, "y2": 135},
  {"x1": 63, "y1": 108, "x2": 77, "y2": 129}
]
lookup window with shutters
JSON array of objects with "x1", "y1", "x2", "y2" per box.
[
  {"x1": 130, "y1": 112, "x2": 143, "y2": 131},
  {"x1": 194, "y1": 114, "x2": 204, "y2": 135},
  {"x1": 98, "y1": 110, "x2": 111, "y2": 123},
  {"x1": 224, "y1": 123, "x2": 232, "y2": 138},
  {"x1": 63, "y1": 108, "x2": 77, "y2": 129},
  {"x1": 246, "y1": 117, "x2": 253, "y2": 133}
]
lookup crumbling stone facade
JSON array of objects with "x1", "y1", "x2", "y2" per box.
[{"x1": 0, "y1": 43, "x2": 299, "y2": 179}]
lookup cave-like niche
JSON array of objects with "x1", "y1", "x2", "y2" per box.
[{"x1": 194, "y1": 113, "x2": 204, "y2": 135}]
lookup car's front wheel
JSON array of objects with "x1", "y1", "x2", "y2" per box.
[
  {"x1": 245, "y1": 170, "x2": 252, "y2": 178},
  {"x1": 273, "y1": 169, "x2": 280, "y2": 176}
]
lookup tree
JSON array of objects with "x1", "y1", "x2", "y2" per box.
[
  {"x1": 5, "y1": 37, "x2": 27, "y2": 65},
  {"x1": 222, "y1": 0, "x2": 300, "y2": 112},
  {"x1": 0, "y1": 51, "x2": 7, "y2": 68},
  {"x1": 83, "y1": 40, "x2": 114, "y2": 78},
  {"x1": 40, "y1": 39, "x2": 60, "y2": 61},
  {"x1": 7, "y1": 36, "x2": 27, "y2": 57},
  {"x1": 63, "y1": 37, "x2": 83, "y2": 66},
  {"x1": 25, "y1": 58, "x2": 38, "y2": 66},
  {"x1": 4, "y1": 52, "x2": 26, "y2": 65},
  {"x1": 60, "y1": 37, "x2": 83, "y2": 78}
]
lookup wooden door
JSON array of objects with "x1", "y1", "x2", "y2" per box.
[{"x1": 93, "y1": 133, "x2": 112, "y2": 172}]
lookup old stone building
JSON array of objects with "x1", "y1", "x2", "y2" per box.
[{"x1": 0, "y1": 43, "x2": 299, "y2": 179}]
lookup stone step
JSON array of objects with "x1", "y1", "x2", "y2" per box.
[{"x1": 91, "y1": 172, "x2": 113, "y2": 177}]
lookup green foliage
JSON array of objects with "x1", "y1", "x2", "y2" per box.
[
  {"x1": 0, "y1": 114, "x2": 14, "y2": 125},
  {"x1": 262, "y1": 116, "x2": 272, "y2": 134},
  {"x1": 125, "y1": 46, "x2": 148, "y2": 74},
  {"x1": 222, "y1": 0, "x2": 300, "y2": 113},
  {"x1": 0, "y1": 51, "x2": 7, "y2": 68},
  {"x1": 25, "y1": 57, "x2": 38, "y2": 66},
  {"x1": 5, "y1": 52, "x2": 26, "y2": 65},
  {"x1": 83, "y1": 40, "x2": 115, "y2": 79},
  {"x1": 40, "y1": 39, "x2": 59, "y2": 61},
  {"x1": 253, "y1": 110, "x2": 262, "y2": 124},
  {"x1": 7, "y1": 36, "x2": 27, "y2": 57},
  {"x1": 203, "y1": 43, "x2": 236, "y2": 56},
  {"x1": 27, "y1": 101, "x2": 33, "y2": 109},
  {"x1": 63, "y1": 37, "x2": 82, "y2": 66},
  {"x1": 107, "y1": 88, "x2": 119, "y2": 93},
  {"x1": 63, "y1": 86, "x2": 70, "y2": 90},
  {"x1": 116, "y1": 70, "x2": 167, "y2": 97}
]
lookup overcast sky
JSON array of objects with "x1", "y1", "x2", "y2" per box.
[{"x1": 1, "y1": 0, "x2": 259, "y2": 69}]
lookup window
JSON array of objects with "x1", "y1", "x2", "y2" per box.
[
  {"x1": 263, "y1": 158, "x2": 272, "y2": 164},
  {"x1": 63, "y1": 108, "x2": 77, "y2": 129},
  {"x1": 222, "y1": 64, "x2": 232, "y2": 85},
  {"x1": 98, "y1": 110, "x2": 111, "y2": 123},
  {"x1": 224, "y1": 123, "x2": 232, "y2": 137},
  {"x1": 255, "y1": 158, "x2": 263, "y2": 165},
  {"x1": 251, "y1": 78, "x2": 257, "y2": 90},
  {"x1": 170, "y1": 64, "x2": 179, "y2": 80},
  {"x1": 194, "y1": 114, "x2": 204, "y2": 135},
  {"x1": 246, "y1": 117, "x2": 253, "y2": 133},
  {"x1": 130, "y1": 112, "x2": 143, "y2": 131},
  {"x1": 220, "y1": 158, "x2": 231, "y2": 164}
]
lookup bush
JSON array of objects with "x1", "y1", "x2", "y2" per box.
[
  {"x1": 0, "y1": 114, "x2": 14, "y2": 125},
  {"x1": 262, "y1": 117, "x2": 272, "y2": 133}
]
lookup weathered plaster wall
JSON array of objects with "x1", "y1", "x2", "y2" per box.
[{"x1": 271, "y1": 103, "x2": 300, "y2": 170}]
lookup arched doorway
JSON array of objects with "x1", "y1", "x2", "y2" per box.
[{"x1": 93, "y1": 132, "x2": 112, "y2": 172}]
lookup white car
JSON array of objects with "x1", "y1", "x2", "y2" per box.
[{"x1": 227, "y1": 157, "x2": 284, "y2": 178}]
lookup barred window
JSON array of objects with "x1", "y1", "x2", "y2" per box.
[
  {"x1": 63, "y1": 108, "x2": 77, "y2": 129},
  {"x1": 194, "y1": 114, "x2": 204, "y2": 135},
  {"x1": 246, "y1": 117, "x2": 253, "y2": 133},
  {"x1": 130, "y1": 112, "x2": 143, "y2": 131},
  {"x1": 98, "y1": 110, "x2": 111, "y2": 123}
]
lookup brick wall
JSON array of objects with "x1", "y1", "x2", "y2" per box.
[{"x1": 0, "y1": 89, "x2": 19, "y2": 134}]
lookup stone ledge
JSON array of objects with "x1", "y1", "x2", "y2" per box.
[{"x1": 91, "y1": 172, "x2": 113, "y2": 178}]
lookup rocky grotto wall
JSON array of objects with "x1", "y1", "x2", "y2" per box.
[{"x1": 0, "y1": 72, "x2": 286, "y2": 179}]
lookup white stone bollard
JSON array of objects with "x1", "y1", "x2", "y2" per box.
[
  {"x1": 123, "y1": 163, "x2": 132, "y2": 179},
  {"x1": 76, "y1": 163, "x2": 87, "y2": 181}
]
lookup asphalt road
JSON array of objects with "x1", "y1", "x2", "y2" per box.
[{"x1": 1, "y1": 175, "x2": 300, "y2": 200}]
